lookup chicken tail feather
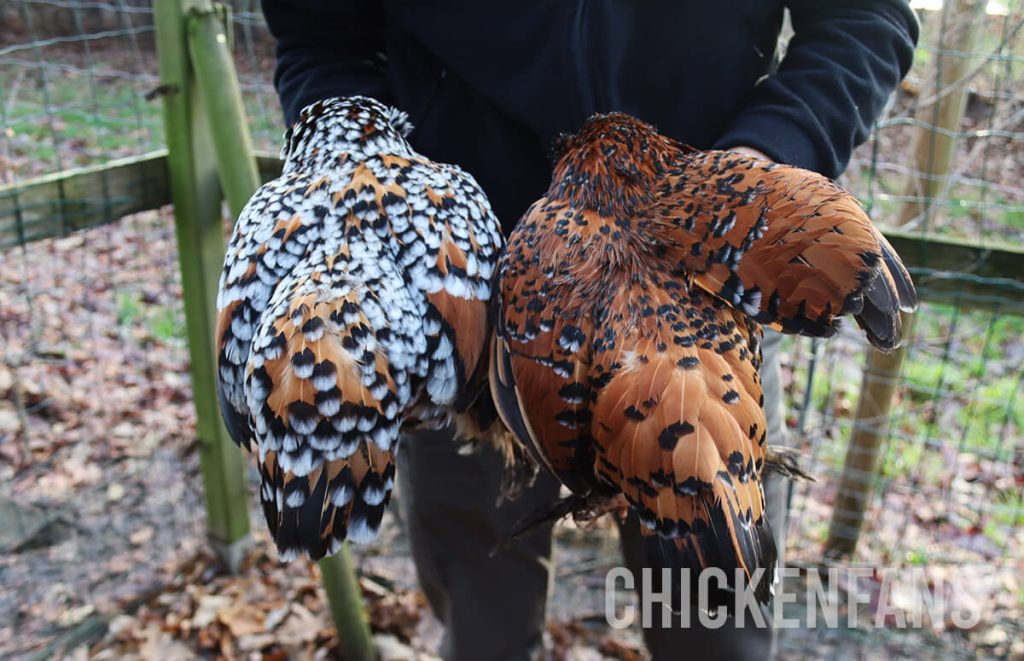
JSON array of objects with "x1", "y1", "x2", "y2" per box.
[{"x1": 641, "y1": 486, "x2": 777, "y2": 610}]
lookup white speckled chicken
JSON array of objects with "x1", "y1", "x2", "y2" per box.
[{"x1": 216, "y1": 96, "x2": 505, "y2": 560}]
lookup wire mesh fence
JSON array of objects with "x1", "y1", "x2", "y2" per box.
[
  {"x1": 850, "y1": 0, "x2": 1024, "y2": 245},
  {"x1": 0, "y1": 0, "x2": 278, "y2": 180},
  {"x1": 0, "y1": 0, "x2": 1021, "y2": 658}
]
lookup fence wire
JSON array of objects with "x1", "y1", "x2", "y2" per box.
[{"x1": 0, "y1": 1, "x2": 1021, "y2": 659}]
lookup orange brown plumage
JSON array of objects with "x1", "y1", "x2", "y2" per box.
[{"x1": 491, "y1": 112, "x2": 917, "y2": 606}]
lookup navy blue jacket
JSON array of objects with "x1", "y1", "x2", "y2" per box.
[{"x1": 262, "y1": 1, "x2": 918, "y2": 231}]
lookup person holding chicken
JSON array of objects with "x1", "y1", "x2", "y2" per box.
[{"x1": 253, "y1": 2, "x2": 919, "y2": 658}]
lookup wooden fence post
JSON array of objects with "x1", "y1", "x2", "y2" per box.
[
  {"x1": 185, "y1": 6, "x2": 374, "y2": 658},
  {"x1": 153, "y1": 0, "x2": 251, "y2": 570},
  {"x1": 319, "y1": 545, "x2": 376, "y2": 661},
  {"x1": 824, "y1": 0, "x2": 987, "y2": 558},
  {"x1": 185, "y1": 3, "x2": 259, "y2": 218}
]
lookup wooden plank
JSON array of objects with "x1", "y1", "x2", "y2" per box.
[
  {"x1": 887, "y1": 228, "x2": 1024, "y2": 279},
  {"x1": 0, "y1": 150, "x2": 281, "y2": 252},
  {"x1": 256, "y1": 152, "x2": 283, "y2": 183},
  {"x1": 0, "y1": 152, "x2": 170, "y2": 251},
  {"x1": 154, "y1": 0, "x2": 251, "y2": 568},
  {"x1": 887, "y1": 228, "x2": 1024, "y2": 310}
]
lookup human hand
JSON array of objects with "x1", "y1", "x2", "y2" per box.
[{"x1": 728, "y1": 145, "x2": 773, "y2": 162}]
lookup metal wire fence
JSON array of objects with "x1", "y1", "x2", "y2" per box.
[
  {"x1": 0, "y1": 0, "x2": 278, "y2": 176},
  {"x1": 0, "y1": 0, "x2": 1021, "y2": 658}
]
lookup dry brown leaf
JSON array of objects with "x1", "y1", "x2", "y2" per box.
[
  {"x1": 56, "y1": 604, "x2": 94, "y2": 628},
  {"x1": 367, "y1": 590, "x2": 426, "y2": 641},
  {"x1": 196, "y1": 621, "x2": 224, "y2": 650},
  {"x1": 264, "y1": 604, "x2": 291, "y2": 632},
  {"x1": 218, "y1": 601, "x2": 266, "y2": 638},
  {"x1": 236, "y1": 632, "x2": 276, "y2": 652},
  {"x1": 106, "y1": 614, "x2": 137, "y2": 642},
  {"x1": 129, "y1": 526, "x2": 155, "y2": 546},
  {"x1": 139, "y1": 623, "x2": 193, "y2": 660},
  {"x1": 0, "y1": 366, "x2": 13, "y2": 395},
  {"x1": 276, "y1": 603, "x2": 321, "y2": 647},
  {"x1": 0, "y1": 403, "x2": 21, "y2": 436},
  {"x1": 191, "y1": 594, "x2": 231, "y2": 629},
  {"x1": 599, "y1": 635, "x2": 645, "y2": 661}
]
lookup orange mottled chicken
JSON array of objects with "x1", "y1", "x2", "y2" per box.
[
  {"x1": 216, "y1": 97, "x2": 505, "y2": 560},
  {"x1": 490, "y1": 112, "x2": 917, "y2": 605}
]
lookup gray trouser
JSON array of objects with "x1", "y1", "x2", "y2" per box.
[{"x1": 397, "y1": 331, "x2": 790, "y2": 661}]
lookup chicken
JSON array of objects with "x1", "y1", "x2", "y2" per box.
[
  {"x1": 490, "y1": 112, "x2": 917, "y2": 606},
  {"x1": 215, "y1": 96, "x2": 505, "y2": 560}
]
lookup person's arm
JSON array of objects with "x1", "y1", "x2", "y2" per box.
[
  {"x1": 714, "y1": 0, "x2": 919, "y2": 177},
  {"x1": 261, "y1": 0, "x2": 391, "y2": 126}
]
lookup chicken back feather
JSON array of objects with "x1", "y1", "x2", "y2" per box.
[
  {"x1": 491, "y1": 112, "x2": 917, "y2": 607},
  {"x1": 216, "y1": 97, "x2": 505, "y2": 560}
]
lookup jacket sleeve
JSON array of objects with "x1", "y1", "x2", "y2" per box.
[
  {"x1": 713, "y1": 0, "x2": 919, "y2": 177},
  {"x1": 261, "y1": 0, "x2": 391, "y2": 127}
]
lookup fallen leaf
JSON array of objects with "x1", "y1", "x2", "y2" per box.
[
  {"x1": 56, "y1": 604, "x2": 95, "y2": 628},
  {"x1": 139, "y1": 623, "x2": 193, "y2": 659},
  {"x1": 0, "y1": 403, "x2": 21, "y2": 436},
  {"x1": 0, "y1": 365, "x2": 13, "y2": 395},
  {"x1": 129, "y1": 526, "x2": 154, "y2": 546},
  {"x1": 265, "y1": 603, "x2": 291, "y2": 631},
  {"x1": 277, "y1": 603, "x2": 321, "y2": 647},
  {"x1": 191, "y1": 594, "x2": 231, "y2": 629},
  {"x1": 374, "y1": 633, "x2": 417, "y2": 661},
  {"x1": 236, "y1": 632, "x2": 276, "y2": 652},
  {"x1": 599, "y1": 635, "x2": 644, "y2": 661},
  {"x1": 218, "y1": 601, "x2": 266, "y2": 637},
  {"x1": 367, "y1": 590, "x2": 426, "y2": 641},
  {"x1": 107, "y1": 483, "x2": 126, "y2": 502}
]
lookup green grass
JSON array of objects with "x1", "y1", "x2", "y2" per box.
[
  {"x1": 786, "y1": 300, "x2": 1022, "y2": 497},
  {"x1": 857, "y1": 167, "x2": 1024, "y2": 242},
  {"x1": 2, "y1": 67, "x2": 163, "y2": 176},
  {"x1": 2, "y1": 59, "x2": 281, "y2": 179},
  {"x1": 149, "y1": 305, "x2": 186, "y2": 342},
  {"x1": 116, "y1": 289, "x2": 186, "y2": 344},
  {"x1": 904, "y1": 549, "x2": 929, "y2": 566},
  {"x1": 893, "y1": 305, "x2": 1022, "y2": 459},
  {"x1": 1001, "y1": 206, "x2": 1024, "y2": 230},
  {"x1": 116, "y1": 289, "x2": 143, "y2": 327},
  {"x1": 785, "y1": 301, "x2": 1022, "y2": 554},
  {"x1": 990, "y1": 490, "x2": 1024, "y2": 529}
]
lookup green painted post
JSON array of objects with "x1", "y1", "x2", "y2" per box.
[
  {"x1": 319, "y1": 546, "x2": 376, "y2": 661},
  {"x1": 153, "y1": 0, "x2": 251, "y2": 570},
  {"x1": 186, "y1": 3, "x2": 260, "y2": 217},
  {"x1": 185, "y1": 6, "x2": 374, "y2": 658}
]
